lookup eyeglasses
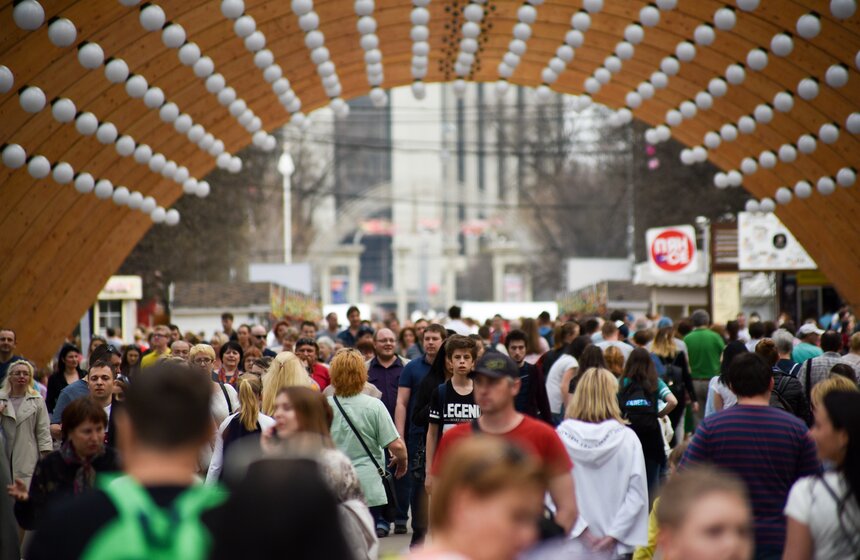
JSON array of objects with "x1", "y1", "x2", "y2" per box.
[
  {"x1": 193, "y1": 357, "x2": 214, "y2": 365},
  {"x1": 152, "y1": 333, "x2": 167, "y2": 339}
]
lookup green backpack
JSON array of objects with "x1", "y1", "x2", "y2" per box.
[{"x1": 81, "y1": 475, "x2": 227, "y2": 560}]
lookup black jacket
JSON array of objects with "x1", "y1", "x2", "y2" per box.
[{"x1": 771, "y1": 368, "x2": 812, "y2": 426}]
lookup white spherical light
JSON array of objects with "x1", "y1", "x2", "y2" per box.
[
  {"x1": 817, "y1": 176, "x2": 836, "y2": 195},
  {"x1": 626, "y1": 92, "x2": 642, "y2": 109},
  {"x1": 96, "y1": 122, "x2": 118, "y2": 144},
  {"x1": 714, "y1": 172, "x2": 729, "y2": 189},
  {"x1": 831, "y1": 0, "x2": 856, "y2": 19},
  {"x1": 140, "y1": 196, "x2": 157, "y2": 214},
  {"x1": 737, "y1": 0, "x2": 760, "y2": 11},
  {"x1": 125, "y1": 75, "x2": 148, "y2": 98},
  {"x1": 583, "y1": 0, "x2": 603, "y2": 13},
  {"x1": 26, "y1": 155, "x2": 50, "y2": 179},
  {"x1": 680, "y1": 101, "x2": 697, "y2": 119},
  {"x1": 758, "y1": 198, "x2": 775, "y2": 213},
  {"x1": 262, "y1": 135, "x2": 277, "y2": 152},
  {"x1": 179, "y1": 42, "x2": 201, "y2": 66},
  {"x1": 846, "y1": 112, "x2": 860, "y2": 134},
  {"x1": 18, "y1": 86, "x2": 46, "y2": 113},
  {"x1": 187, "y1": 124, "x2": 205, "y2": 143},
  {"x1": 299, "y1": 11, "x2": 320, "y2": 31},
  {"x1": 173, "y1": 166, "x2": 190, "y2": 184},
  {"x1": 650, "y1": 71, "x2": 668, "y2": 89},
  {"x1": 133, "y1": 144, "x2": 152, "y2": 164},
  {"x1": 244, "y1": 31, "x2": 265, "y2": 52},
  {"x1": 565, "y1": 30, "x2": 584, "y2": 48},
  {"x1": 165, "y1": 209, "x2": 180, "y2": 226},
  {"x1": 675, "y1": 41, "x2": 696, "y2": 62},
  {"x1": 74, "y1": 173, "x2": 95, "y2": 194},
  {"x1": 174, "y1": 113, "x2": 193, "y2": 133},
  {"x1": 773, "y1": 91, "x2": 794, "y2": 112},
  {"x1": 778, "y1": 144, "x2": 797, "y2": 162},
  {"x1": 836, "y1": 167, "x2": 856, "y2": 187},
  {"x1": 105, "y1": 58, "x2": 130, "y2": 83},
  {"x1": 694, "y1": 24, "x2": 715, "y2": 46},
  {"x1": 714, "y1": 7, "x2": 736, "y2": 30},
  {"x1": 217, "y1": 87, "x2": 237, "y2": 106},
  {"x1": 640, "y1": 5, "x2": 660, "y2": 26},
  {"x1": 753, "y1": 103, "x2": 773, "y2": 124},
  {"x1": 0, "y1": 66, "x2": 13, "y2": 94},
  {"x1": 464, "y1": 4, "x2": 484, "y2": 23},
  {"x1": 727, "y1": 170, "x2": 743, "y2": 187},
  {"x1": 48, "y1": 18, "x2": 77, "y2": 47},
  {"x1": 615, "y1": 41, "x2": 634, "y2": 60},
  {"x1": 819, "y1": 123, "x2": 839, "y2": 144},
  {"x1": 75, "y1": 112, "x2": 99, "y2": 135},
  {"x1": 193, "y1": 56, "x2": 215, "y2": 78},
  {"x1": 645, "y1": 128, "x2": 659, "y2": 145},
  {"x1": 411, "y1": 6, "x2": 430, "y2": 26},
  {"x1": 624, "y1": 24, "x2": 644, "y2": 44},
  {"x1": 306, "y1": 30, "x2": 325, "y2": 50},
  {"x1": 708, "y1": 78, "x2": 728, "y2": 97},
  {"x1": 161, "y1": 23, "x2": 186, "y2": 48},
  {"x1": 797, "y1": 134, "x2": 817, "y2": 153},
  {"x1": 127, "y1": 191, "x2": 144, "y2": 210},
  {"x1": 796, "y1": 13, "x2": 820, "y2": 39},
  {"x1": 195, "y1": 181, "x2": 211, "y2": 198},
  {"x1": 228, "y1": 157, "x2": 242, "y2": 173},
  {"x1": 617, "y1": 108, "x2": 633, "y2": 124},
  {"x1": 770, "y1": 33, "x2": 793, "y2": 57},
  {"x1": 740, "y1": 157, "x2": 758, "y2": 175},
  {"x1": 637, "y1": 82, "x2": 655, "y2": 99},
  {"x1": 199, "y1": 133, "x2": 215, "y2": 150},
  {"x1": 52, "y1": 162, "x2": 74, "y2": 184},
  {"x1": 13, "y1": 0, "x2": 44, "y2": 30},
  {"x1": 216, "y1": 152, "x2": 231, "y2": 169},
  {"x1": 738, "y1": 116, "x2": 756, "y2": 134},
  {"x1": 655, "y1": 125, "x2": 671, "y2": 142},
  {"x1": 656, "y1": 0, "x2": 677, "y2": 9},
  {"x1": 148, "y1": 153, "x2": 166, "y2": 173},
  {"x1": 666, "y1": 109, "x2": 682, "y2": 127},
  {"x1": 234, "y1": 15, "x2": 256, "y2": 37},
  {"x1": 726, "y1": 64, "x2": 745, "y2": 85},
  {"x1": 660, "y1": 56, "x2": 680, "y2": 76},
  {"x1": 542, "y1": 68, "x2": 559, "y2": 84},
  {"x1": 797, "y1": 78, "x2": 819, "y2": 100},
  {"x1": 825, "y1": 64, "x2": 849, "y2": 88},
  {"x1": 594, "y1": 68, "x2": 610, "y2": 84},
  {"x1": 139, "y1": 5, "x2": 166, "y2": 32},
  {"x1": 704, "y1": 131, "x2": 722, "y2": 149},
  {"x1": 221, "y1": 0, "x2": 245, "y2": 19},
  {"x1": 161, "y1": 160, "x2": 177, "y2": 179},
  {"x1": 291, "y1": 0, "x2": 313, "y2": 15},
  {"x1": 77, "y1": 42, "x2": 104, "y2": 69},
  {"x1": 411, "y1": 25, "x2": 430, "y2": 42},
  {"x1": 774, "y1": 187, "x2": 792, "y2": 205},
  {"x1": 746, "y1": 48, "x2": 768, "y2": 71},
  {"x1": 512, "y1": 22, "x2": 532, "y2": 41},
  {"x1": 237, "y1": 109, "x2": 254, "y2": 127},
  {"x1": 584, "y1": 77, "x2": 601, "y2": 94},
  {"x1": 94, "y1": 179, "x2": 114, "y2": 200},
  {"x1": 159, "y1": 102, "x2": 179, "y2": 123},
  {"x1": 115, "y1": 135, "x2": 136, "y2": 156},
  {"x1": 695, "y1": 91, "x2": 713, "y2": 110},
  {"x1": 208, "y1": 138, "x2": 224, "y2": 156},
  {"x1": 571, "y1": 11, "x2": 590, "y2": 32},
  {"x1": 759, "y1": 151, "x2": 777, "y2": 168},
  {"x1": 263, "y1": 64, "x2": 282, "y2": 84},
  {"x1": 205, "y1": 73, "x2": 226, "y2": 94},
  {"x1": 680, "y1": 149, "x2": 695, "y2": 165},
  {"x1": 794, "y1": 181, "x2": 812, "y2": 199},
  {"x1": 182, "y1": 177, "x2": 199, "y2": 195},
  {"x1": 693, "y1": 146, "x2": 708, "y2": 162},
  {"x1": 112, "y1": 186, "x2": 130, "y2": 206},
  {"x1": 150, "y1": 207, "x2": 167, "y2": 223},
  {"x1": 745, "y1": 199, "x2": 760, "y2": 213},
  {"x1": 535, "y1": 85, "x2": 553, "y2": 103},
  {"x1": 550, "y1": 57, "x2": 567, "y2": 74},
  {"x1": 143, "y1": 87, "x2": 165, "y2": 109},
  {"x1": 272, "y1": 78, "x2": 290, "y2": 96}
]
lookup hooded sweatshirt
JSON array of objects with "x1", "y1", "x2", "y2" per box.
[{"x1": 556, "y1": 419, "x2": 649, "y2": 556}]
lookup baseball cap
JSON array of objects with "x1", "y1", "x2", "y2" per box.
[
  {"x1": 470, "y1": 351, "x2": 519, "y2": 380},
  {"x1": 357, "y1": 326, "x2": 375, "y2": 337},
  {"x1": 797, "y1": 323, "x2": 824, "y2": 337}
]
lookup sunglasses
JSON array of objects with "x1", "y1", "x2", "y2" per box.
[{"x1": 253, "y1": 334, "x2": 267, "y2": 339}]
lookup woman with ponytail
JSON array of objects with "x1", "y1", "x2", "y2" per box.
[
  {"x1": 206, "y1": 374, "x2": 274, "y2": 483},
  {"x1": 783, "y1": 390, "x2": 860, "y2": 559}
]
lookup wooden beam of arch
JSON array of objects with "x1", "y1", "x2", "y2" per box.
[{"x1": 0, "y1": 0, "x2": 858, "y2": 365}]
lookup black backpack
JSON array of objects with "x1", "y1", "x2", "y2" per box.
[
  {"x1": 656, "y1": 355, "x2": 685, "y2": 402},
  {"x1": 769, "y1": 374, "x2": 794, "y2": 414},
  {"x1": 618, "y1": 380, "x2": 660, "y2": 433}
]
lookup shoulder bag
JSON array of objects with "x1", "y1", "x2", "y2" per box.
[{"x1": 333, "y1": 396, "x2": 399, "y2": 522}]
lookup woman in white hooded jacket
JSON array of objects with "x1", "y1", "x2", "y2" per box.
[{"x1": 555, "y1": 367, "x2": 649, "y2": 559}]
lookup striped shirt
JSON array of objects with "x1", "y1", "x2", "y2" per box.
[{"x1": 679, "y1": 405, "x2": 820, "y2": 550}]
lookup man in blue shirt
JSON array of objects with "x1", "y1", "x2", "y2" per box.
[
  {"x1": 337, "y1": 306, "x2": 363, "y2": 348},
  {"x1": 394, "y1": 323, "x2": 446, "y2": 547}
]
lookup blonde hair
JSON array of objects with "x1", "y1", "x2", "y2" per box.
[
  {"x1": 210, "y1": 332, "x2": 229, "y2": 347},
  {"x1": 237, "y1": 374, "x2": 263, "y2": 431},
  {"x1": 189, "y1": 344, "x2": 216, "y2": 361},
  {"x1": 565, "y1": 367, "x2": 626, "y2": 424},
  {"x1": 811, "y1": 375, "x2": 859, "y2": 409},
  {"x1": 430, "y1": 436, "x2": 547, "y2": 531},
  {"x1": 1, "y1": 359, "x2": 39, "y2": 396},
  {"x1": 652, "y1": 327, "x2": 679, "y2": 358},
  {"x1": 262, "y1": 352, "x2": 314, "y2": 415},
  {"x1": 603, "y1": 346, "x2": 625, "y2": 378},
  {"x1": 329, "y1": 348, "x2": 368, "y2": 397}
]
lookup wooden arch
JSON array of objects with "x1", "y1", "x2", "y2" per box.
[{"x1": 1, "y1": 0, "x2": 858, "y2": 364}]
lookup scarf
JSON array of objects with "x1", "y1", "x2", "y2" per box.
[{"x1": 59, "y1": 440, "x2": 103, "y2": 495}]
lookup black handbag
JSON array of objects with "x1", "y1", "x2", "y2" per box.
[{"x1": 333, "y1": 396, "x2": 399, "y2": 522}]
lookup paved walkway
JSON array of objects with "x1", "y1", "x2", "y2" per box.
[{"x1": 379, "y1": 531, "x2": 411, "y2": 558}]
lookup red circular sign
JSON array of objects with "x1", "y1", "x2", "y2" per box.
[{"x1": 650, "y1": 229, "x2": 695, "y2": 272}]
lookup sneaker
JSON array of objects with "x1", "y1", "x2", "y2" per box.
[
  {"x1": 376, "y1": 527, "x2": 389, "y2": 539},
  {"x1": 394, "y1": 524, "x2": 408, "y2": 535}
]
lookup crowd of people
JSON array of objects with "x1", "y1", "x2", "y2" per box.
[{"x1": 0, "y1": 303, "x2": 857, "y2": 560}]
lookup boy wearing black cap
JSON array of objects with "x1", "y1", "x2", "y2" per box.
[{"x1": 428, "y1": 351, "x2": 578, "y2": 533}]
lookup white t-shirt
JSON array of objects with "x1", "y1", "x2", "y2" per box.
[
  {"x1": 713, "y1": 378, "x2": 737, "y2": 410},
  {"x1": 596, "y1": 340, "x2": 633, "y2": 363},
  {"x1": 210, "y1": 383, "x2": 240, "y2": 427},
  {"x1": 784, "y1": 472, "x2": 860, "y2": 560},
  {"x1": 545, "y1": 354, "x2": 577, "y2": 415}
]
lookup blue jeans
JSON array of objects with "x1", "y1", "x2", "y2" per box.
[{"x1": 375, "y1": 450, "x2": 411, "y2": 530}]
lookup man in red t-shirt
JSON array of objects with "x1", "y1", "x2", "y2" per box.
[
  {"x1": 295, "y1": 338, "x2": 331, "y2": 390},
  {"x1": 430, "y1": 351, "x2": 578, "y2": 533}
]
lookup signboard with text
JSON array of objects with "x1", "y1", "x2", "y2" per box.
[
  {"x1": 647, "y1": 225, "x2": 698, "y2": 275},
  {"x1": 738, "y1": 212, "x2": 816, "y2": 271}
]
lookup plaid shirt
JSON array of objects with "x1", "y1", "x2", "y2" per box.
[{"x1": 799, "y1": 352, "x2": 844, "y2": 399}]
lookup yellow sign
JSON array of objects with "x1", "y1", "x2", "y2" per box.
[
  {"x1": 711, "y1": 272, "x2": 740, "y2": 324},
  {"x1": 796, "y1": 270, "x2": 830, "y2": 286}
]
